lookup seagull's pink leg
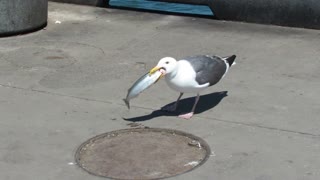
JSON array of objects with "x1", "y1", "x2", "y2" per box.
[
  {"x1": 178, "y1": 93, "x2": 200, "y2": 119},
  {"x1": 178, "y1": 112, "x2": 194, "y2": 119},
  {"x1": 162, "y1": 93, "x2": 184, "y2": 112}
]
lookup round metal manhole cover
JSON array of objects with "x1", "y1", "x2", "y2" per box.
[{"x1": 75, "y1": 128, "x2": 210, "y2": 180}]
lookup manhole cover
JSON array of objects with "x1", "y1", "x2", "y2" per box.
[{"x1": 75, "y1": 128, "x2": 210, "y2": 180}]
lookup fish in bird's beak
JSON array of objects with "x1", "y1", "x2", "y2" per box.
[{"x1": 149, "y1": 66, "x2": 165, "y2": 82}]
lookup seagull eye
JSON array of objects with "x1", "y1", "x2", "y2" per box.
[{"x1": 165, "y1": 61, "x2": 169, "y2": 64}]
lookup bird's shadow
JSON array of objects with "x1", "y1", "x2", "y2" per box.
[{"x1": 123, "y1": 91, "x2": 228, "y2": 122}]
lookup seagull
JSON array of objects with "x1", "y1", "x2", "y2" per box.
[{"x1": 149, "y1": 55, "x2": 236, "y2": 119}]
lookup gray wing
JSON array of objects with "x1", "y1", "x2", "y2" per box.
[{"x1": 182, "y1": 55, "x2": 227, "y2": 86}]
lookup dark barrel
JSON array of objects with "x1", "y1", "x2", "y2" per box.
[{"x1": 0, "y1": 0, "x2": 48, "y2": 37}]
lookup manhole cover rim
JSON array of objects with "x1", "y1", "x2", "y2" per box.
[{"x1": 75, "y1": 127, "x2": 211, "y2": 180}]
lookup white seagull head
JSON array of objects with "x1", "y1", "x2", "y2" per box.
[{"x1": 149, "y1": 57, "x2": 177, "y2": 76}]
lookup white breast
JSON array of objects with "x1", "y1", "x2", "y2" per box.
[{"x1": 165, "y1": 60, "x2": 209, "y2": 93}]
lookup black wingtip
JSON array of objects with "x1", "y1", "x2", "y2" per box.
[{"x1": 225, "y1": 55, "x2": 236, "y2": 66}]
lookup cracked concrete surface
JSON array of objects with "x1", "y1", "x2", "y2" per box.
[{"x1": 0, "y1": 2, "x2": 320, "y2": 180}]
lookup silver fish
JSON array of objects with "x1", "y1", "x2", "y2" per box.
[{"x1": 124, "y1": 70, "x2": 163, "y2": 109}]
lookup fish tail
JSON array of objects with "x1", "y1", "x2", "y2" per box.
[{"x1": 123, "y1": 98, "x2": 130, "y2": 109}]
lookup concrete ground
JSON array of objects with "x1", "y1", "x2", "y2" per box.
[{"x1": 1, "y1": 2, "x2": 320, "y2": 180}]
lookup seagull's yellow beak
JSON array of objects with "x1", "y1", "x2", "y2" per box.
[
  {"x1": 149, "y1": 66, "x2": 165, "y2": 83},
  {"x1": 149, "y1": 66, "x2": 161, "y2": 75}
]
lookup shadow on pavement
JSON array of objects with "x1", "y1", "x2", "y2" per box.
[{"x1": 123, "y1": 91, "x2": 228, "y2": 122}]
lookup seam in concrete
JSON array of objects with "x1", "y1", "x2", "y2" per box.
[
  {"x1": 131, "y1": 104, "x2": 320, "y2": 138},
  {"x1": 1, "y1": 83, "x2": 319, "y2": 138},
  {"x1": 35, "y1": 40, "x2": 107, "y2": 56},
  {"x1": 199, "y1": 116, "x2": 319, "y2": 137},
  {"x1": 0, "y1": 83, "x2": 114, "y2": 105}
]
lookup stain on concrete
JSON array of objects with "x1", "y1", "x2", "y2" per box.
[
  {"x1": 33, "y1": 41, "x2": 131, "y2": 89},
  {"x1": 0, "y1": 141, "x2": 34, "y2": 164},
  {"x1": 3, "y1": 47, "x2": 76, "y2": 69}
]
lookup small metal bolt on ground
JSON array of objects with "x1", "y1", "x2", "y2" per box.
[{"x1": 75, "y1": 128, "x2": 211, "y2": 179}]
